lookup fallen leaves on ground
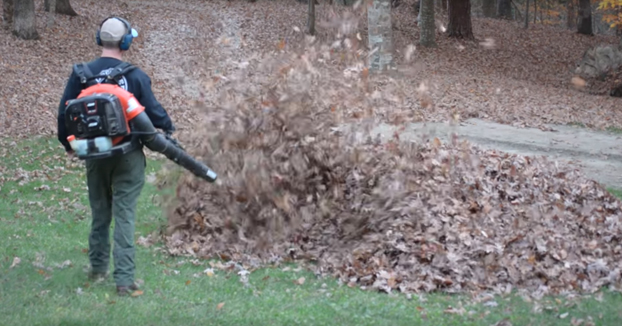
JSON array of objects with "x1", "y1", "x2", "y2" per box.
[
  {"x1": 155, "y1": 3, "x2": 622, "y2": 299},
  {"x1": 2, "y1": 0, "x2": 622, "y2": 143}
]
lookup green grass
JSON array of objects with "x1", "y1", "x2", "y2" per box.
[
  {"x1": 566, "y1": 121, "x2": 622, "y2": 135},
  {"x1": 1, "y1": 136, "x2": 622, "y2": 326}
]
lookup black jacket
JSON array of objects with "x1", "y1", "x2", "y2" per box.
[{"x1": 56, "y1": 57, "x2": 175, "y2": 152}]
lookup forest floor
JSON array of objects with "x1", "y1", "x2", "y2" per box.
[
  {"x1": 3, "y1": 0, "x2": 622, "y2": 325},
  {"x1": 2, "y1": 0, "x2": 622, "y2": 137}
]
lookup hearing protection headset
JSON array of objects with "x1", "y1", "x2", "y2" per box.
[{"x1": 96, "y1": 16, "x2": 135, "y2": 51}]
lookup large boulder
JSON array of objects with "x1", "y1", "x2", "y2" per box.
[{"x1": 575, "y1": 43, "x2": 622, "y2": 80}]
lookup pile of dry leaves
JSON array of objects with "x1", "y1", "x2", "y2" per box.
[{"x1": 159, "y1": 6, "x2": 622, "y2": 297}]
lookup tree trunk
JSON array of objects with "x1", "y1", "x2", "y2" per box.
[
  {"x1": 497, "y1": 0, "x2": 512, "y2": 19},
  {"x1": 447, "y1": 0, "x2": 473, "y2": 39},
  {"x1": 13, "y1": 0, "x2": 39, "y2": 40},
  {"x1": 524, "y1": 0, "x2": 530, "y2": 29},
  {"x1": 435, "y1": 0, "x2": 445, "y2": 13},
  {"x1": 367, "y1": 0, "x2": 395, "y2": 72},
  {"x1": 567, "y1": 0, "x2": 576, "y2": 30},
  {"x1": 577, "y1": 0, "x2": 592, "y2": 35},
  {"x1": 420, "y1": 0, "x2": 436, "y2": 46},
  {"x1": 307, "y1": 0, "x2": 315, "y2": 35},
  {"x1": 44, "y1": 0, "x2": 77, "y2": 16},
  {"x1": 534, "y1": 0, "x2": 537, "y2": 24},
  {"x1": 333, "y1": 0, "x2": 357, "y2": 5},
  {"x1": 47, "y1": 0, "x2": 56, "y2": 28},
  {"x1": 482, "y1": 0, "x2": 495, "y2": 18},
  {"x1": 3, "y1": 0, "x2": 13, "y2": 27}
]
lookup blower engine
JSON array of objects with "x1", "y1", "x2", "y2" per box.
[{"x1": 64, "y1": 83, "x2": 217, "y2": 183}]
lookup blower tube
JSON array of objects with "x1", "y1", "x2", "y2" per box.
[{"x1": 131, "y1": 111, "x2": 218, "y2": 183}]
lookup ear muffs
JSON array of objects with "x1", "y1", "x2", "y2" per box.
[{"x1": 96, "y1": 16, "x2": 135, "y2": 51}]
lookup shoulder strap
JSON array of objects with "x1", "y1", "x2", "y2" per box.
[
  {"x1": 105, "y1": 62, "x2": 137, "y2": 85},
  {"x1": 73, "y1": 62, "x2": 96, "y2": 86},
  {"x1": 73, "y1": 62, "x2": 137, "y2": 87}
]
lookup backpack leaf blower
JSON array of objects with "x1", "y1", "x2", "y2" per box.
[{"x1": 64, "y1": 83, "x2": 217, "y2": 183}]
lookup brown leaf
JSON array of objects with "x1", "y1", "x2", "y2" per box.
[
  {"x1": 571, "y1": 76, "x2": 587, "y2": 88},
  {"x1": 217, "y1": 302, "x2": 225, "y2": 310},
  {"x1": 130, "y1": 290, "x2": 144, "y2": 297},
  {"x1": 277, "y1": 39, "x2": 286, "y2": 51}
]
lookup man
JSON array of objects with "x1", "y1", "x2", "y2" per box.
[{"x1": 56, "y1": 16, "x2": 175, "y2": 296}]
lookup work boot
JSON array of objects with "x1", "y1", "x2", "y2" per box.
[
  {"x1": 116, "y1": 283, "x2": 140, "y2": 297},
  {"x1": 88, "y1": 270, "x2": 109, "y2": 282}
]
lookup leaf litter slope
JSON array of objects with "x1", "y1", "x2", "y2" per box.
[
  {"x1": 136, "y1": 0, "x2": 622, "y2": 297},
  {"x1": 1, "y1": 0, "x2": 620, "y2": 138},
  {"x1": 2, "y1": 0, "x2": 621, "y2": 297}
]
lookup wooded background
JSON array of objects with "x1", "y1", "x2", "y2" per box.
[{"x1": 3, "y1": 0, "x2": 622, "y2": 72}]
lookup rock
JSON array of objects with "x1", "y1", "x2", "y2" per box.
[{"x1": 575, "y1": 43, "x2": 622, "y2": 79}]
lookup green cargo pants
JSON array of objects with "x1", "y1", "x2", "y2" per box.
[{"x1": 85, "y1": 147, "x2": 146, "y2": 287}]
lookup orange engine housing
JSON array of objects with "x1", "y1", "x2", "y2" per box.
[{"x1": 75, "y1": 83, "x2": 146, "y2": 146}]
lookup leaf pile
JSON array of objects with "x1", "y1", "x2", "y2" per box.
[{"x1": 161, "y1": 6, "x2": 622, "y2": 297}]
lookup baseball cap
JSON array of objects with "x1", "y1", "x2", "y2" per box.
[{"x1": 100, "y1": 17, "x2": 138, "y2": 42}]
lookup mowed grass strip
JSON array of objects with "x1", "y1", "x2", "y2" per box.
[{"x1": 1, "y1": 136, "x2": 621, "y2": 326}]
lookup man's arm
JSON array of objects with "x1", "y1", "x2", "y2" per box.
[
  {"x1": 135, "y1": 71, "x2": 175, "y2": 133},
  {"x1": 57, "y1": 71, "x2": 82, "y2": 152}
]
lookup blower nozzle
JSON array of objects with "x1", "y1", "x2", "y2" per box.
[{"x1": 132, "y1": 112, "x2": 217, "y2": 183}]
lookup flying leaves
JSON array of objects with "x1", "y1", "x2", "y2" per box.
[
  {"x1": 12, "y1": 0, "x2": 617, "y2": 302},
  {"x1": 165, "y1": 27, "x2": 622, "y2": 301}
]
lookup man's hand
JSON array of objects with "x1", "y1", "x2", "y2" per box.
[{"x1": 163, "y1": 130, "x2": 184, "y2": 151}]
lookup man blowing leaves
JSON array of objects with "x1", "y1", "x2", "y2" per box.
[{"x1": 56, "y1": 16, "x2": 175, "y2": 296}]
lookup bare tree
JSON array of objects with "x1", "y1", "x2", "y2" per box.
[
  {"x1": 577, "y1": 0, "x2": 592, "y2": 35},
  {"x1": 524, "y1": 0, "x2": 530, "y2": 29},
  {"x1": 47, "y1": 0, "x2": 56, "y2": 28},
  {"x1": 13, "y1": 0, "x2": 39, "y2": 40},
  {"x1": 567, "y1": 0, "x2": 576, "y2": 30},
  {"x1": 44, "y1": 0, "x2": 77, "y2": 16},
  {"x1": 497, "y1": 0, "x2": 512, "y2": 19},
  {"x1": 419, "y1": 0, "x2": 436, "y2": 46},
  {"x1": 533, "y1": 0, "x2": 537, "y2": 24},
  {"x1": 447, "y1": 0, "x2": 473, "y2": 39},
  {"x1": 307, "y1": 0, "x2": 315, "y2": 35},
  {"x1": 3, "y1": 0, "x2": 13, "y2": 27},
  {"x1": 367, "y1": 0, "x2": 395, "y2": 72},
  {"x1": 482, "y1": 0, "x2": 496, "y2": 18}
]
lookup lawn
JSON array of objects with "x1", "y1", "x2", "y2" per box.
[{"x1": 1, "y1": 136, "x2": 621, "y2": 326}]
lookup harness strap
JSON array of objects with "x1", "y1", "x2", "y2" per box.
[
  {"x1": 73, "y1": 62, "x2": 136, "y2": 87},
  {"x1": 106, "y1": 62, "x2": 136, "y2": 84},
  {"x1": 73, "y1": 62, "x2": 92, "y2": 85}
]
